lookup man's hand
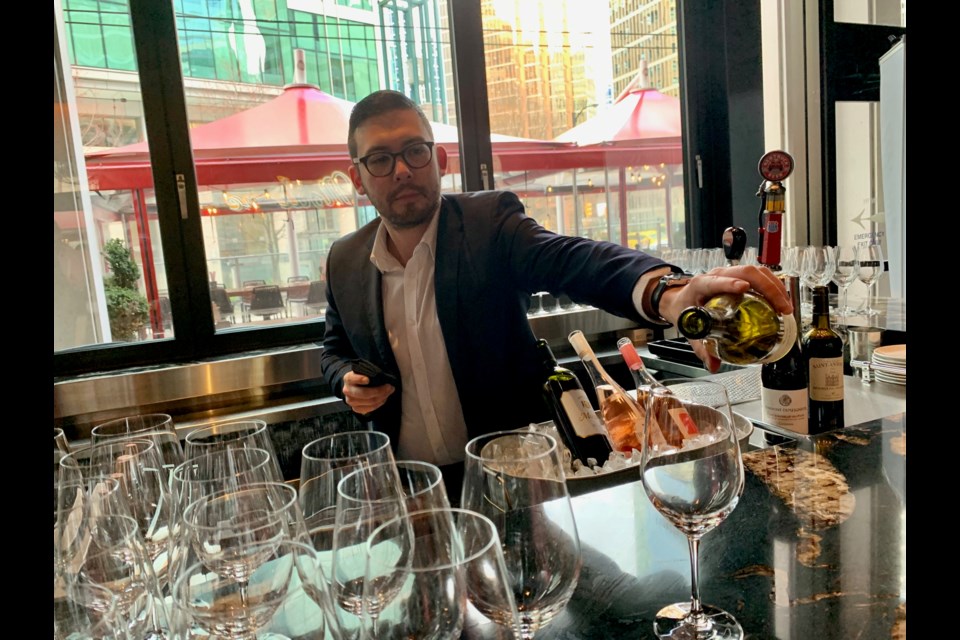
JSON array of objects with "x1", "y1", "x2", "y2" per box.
[
  {"x1": 657, "y1": 265, "x2": 793, "y2": 373},
  {"x1": 342, "y1": 371, "x2": 396, "y2": 415}
]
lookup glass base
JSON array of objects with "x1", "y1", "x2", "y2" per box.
[{"x1": 653, "y1": 602, "x2": 743, "y2": 640}]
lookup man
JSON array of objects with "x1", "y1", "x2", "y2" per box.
[{"x1": 320, "y1": 90, "x2": 790, "y2": 491}]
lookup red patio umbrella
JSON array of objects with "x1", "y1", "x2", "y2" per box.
[
  {"x1": 548, "y1": 63, "x2": 684, "y2": 246},
  {"x1": 85, "y1": 84, "x2": 573, "y2": 191}
]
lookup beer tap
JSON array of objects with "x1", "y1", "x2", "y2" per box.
[{"x1": 722, "y1": 226, "x2": 747, "y2": 266}]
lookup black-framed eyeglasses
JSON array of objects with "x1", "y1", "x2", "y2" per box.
[{"x1": 353, "y1": 141, "x2": 435, "y2": 177}]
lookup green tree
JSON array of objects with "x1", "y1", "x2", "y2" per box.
[{"x1": 103, "y1": 239, "x2": 149, "y2": 342}]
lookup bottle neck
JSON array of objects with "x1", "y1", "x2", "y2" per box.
[
  {"x1": 811, "y1": 289, "x2": 832, "y2": 328},
  {"x1": 579, "y1": 352, "x2": 618, "y2": 389}
]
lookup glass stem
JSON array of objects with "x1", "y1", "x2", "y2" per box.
[{"x1": 687, "y1": 536, "x2": 703, "y2": 617}]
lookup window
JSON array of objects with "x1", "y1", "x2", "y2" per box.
[
  {"x1": 483, "y1": 0, "x2": 685, "y2": 252},
  {"x1": 55, "y1": 0, "x2": 751, "y2": 376}
]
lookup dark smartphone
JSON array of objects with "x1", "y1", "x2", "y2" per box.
[{"x1": 352, "y1": 359, "x2": 399, "y2": 388}]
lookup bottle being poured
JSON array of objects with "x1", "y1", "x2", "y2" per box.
[{"x1": 675, "y1": 290, "x2": 797, "y2": 366}]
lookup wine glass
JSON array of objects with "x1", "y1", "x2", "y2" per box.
[
  {"x1": 73, "y1": 513, "x2": 170, "y2": 640},
  {"x1": 181, "y1": 483, "x2": 304, "y2": 594},
  {"x1": 800, "y1": 246, "x2": 830, "y2": 316},
  {"x1": 60, "y1": 440, "x2": 175, "y2": 587},
  {"x1": 92, "y1": 413, "x2": 184, "y2": 472},
  {"x1": 780, "y1": 245, "x2": 801, "y2": 278},
  {"x1": 639, "y1": 379, "x2": 745, "y2": 639},
  {"x1": 830, "y1": 245, "x2": 859, "y2": 318},
  {"x1": 855, "y1": 243, "x2": 885, "y2": 317},
  {"x1": 298, "y1": 431, "x2": 396, "y2": 573},
  {"x1": 55, "y1": 427, "x2": 71, "y2": 455},
  {"x1": 171, "y1": 538, "x2": 298, "y2": 640},
  {"x1": 169, "y1": 447, "x2": 278, "y2": 583},
  {"x1": 184, "y1": 420, "x2": 284, "y2": 481},
  {"x1": 54, "y1": 582, "x2": 124, "y2": 640},
  {"x1": 330, "y1": 460, "x2": 410, "y2": 635},
  {"x1": 462, "y1": 430, "x2": 582, "y2": 639},
  {"x1": 362, "y1": 507, "x2": 519, "y2": 640}
]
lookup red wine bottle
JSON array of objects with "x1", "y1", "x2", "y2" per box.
[
  {"x1": 536, "y1": 339, "x2": 613, "y2": 466},
  {"x1": 802, "y1": 286, "x2": 844, "y2": 432}
]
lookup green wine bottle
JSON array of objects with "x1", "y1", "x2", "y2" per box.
[{"x1": 536, "y1": 339, "x2": 614, "y2": 466}]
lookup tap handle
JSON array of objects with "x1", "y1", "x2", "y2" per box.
[{"x1": 722, "y1": 226, "x2": 747, "y2": 265}]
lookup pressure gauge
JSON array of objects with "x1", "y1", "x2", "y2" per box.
[{"x1": 758, "y1": 150, "x2": 794, "y2": 182}]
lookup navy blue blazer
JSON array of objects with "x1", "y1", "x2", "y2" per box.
[{"x1": 319, "y1": 190, "x2": 668, "y2": 448}]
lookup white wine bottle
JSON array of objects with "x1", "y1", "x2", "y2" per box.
[
  {"x1": 536, "y1": 339, "x2": 614, "y2": 466},
  {"x1": 676, "y1": 290, "x2": 797, "y2": 366},
  {"x1": 760, "y1": 275, "x2": 809, "y2": 433},
  {"x1": 802, "y1": 285, "x2": 844, "y2": 432},
  {"x1": 568, "y1": 330, "x2": 644, "y2": 453}
]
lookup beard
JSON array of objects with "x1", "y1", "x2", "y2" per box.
[{"x1": 374, "y1": 183, "x2": 441, "y2": 229}]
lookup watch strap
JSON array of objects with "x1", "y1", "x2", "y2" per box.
[{"x1": 650, "y1": 271, "x2": 692, "y2": 324}]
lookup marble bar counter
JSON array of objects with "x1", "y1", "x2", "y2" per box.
[{"x1": 464, "y1": 412, "x2": 907, "y2": 639}]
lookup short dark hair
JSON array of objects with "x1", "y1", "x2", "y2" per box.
[{"x1": 348, "y1": 90, "x2": 434, "y2": 158}]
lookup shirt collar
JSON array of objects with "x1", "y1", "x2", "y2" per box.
[{"x1": 369, "y1": 203, "x2": 442, "y2": 273}]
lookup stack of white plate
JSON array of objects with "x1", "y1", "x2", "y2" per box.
[{"x1": 872, "y1": 344, "x2": 906, "y2": 385}]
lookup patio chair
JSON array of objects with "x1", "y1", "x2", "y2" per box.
[
  {"x1": 239, "y1": 279, "x2": 266, "y2": 320},
  {"x1": 209, "y1": 284, "x2": 235, "y2": 323},
  {"x1": 303, "y1": 280, "x2": 327, "y2": 315},
  {"x1": 248, "y1": 285, "x2": 286, "y2": 321},
  {"x1": 286, "y1": 276, "x2": 311, "y2": 315}
]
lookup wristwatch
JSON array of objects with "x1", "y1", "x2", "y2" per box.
[{"x1": 650, "y1": 272, "x2": 693, "y2": 324}]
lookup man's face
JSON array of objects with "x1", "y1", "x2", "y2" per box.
[{"x1": 348, "y1": 109, "x2": 448, "y2": 230}]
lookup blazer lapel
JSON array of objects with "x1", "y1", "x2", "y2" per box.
[
  {"x1": 434, "y1": 199, "x2": 464, "y2": 383},
  {"x1": 358, "y1": 226, "x2": 395, "y2": 369}
]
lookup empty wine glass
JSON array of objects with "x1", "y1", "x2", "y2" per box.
[
  {"x1": 60, "y1": 440, "x2": 175, "y2": 588},
  {"x1": 181, "y1": 483, "x2": 304, "y2": 594},
  {"x1": 184, "y1": 420, "x2": 283, "y2": 481},
  {"x1": 55, "y1": 427, "x2": 71, "y2": 455},
  {"x1": 171, "y1": 538, "x2": 299, "y2": 640},
  {"x1": 462, "y1": 431, "x2": 582, "y2": 639},
  {"x1": 780, "y1": 245, "x2": 801, "y2": 278},
  {"x1": 330, "y1": 460, "x2": 410, "y2": 634},
  {"x1": 298, "y1": 431, "x2": 396, "y2": 576},
  {"x1": 830, "y1": 246, "x2": 859, "y2": 318},
  {"x1": 54, "y1": 582, "x2": 123, "y2": 640},
  {"x1": 73, "y1": 514, "x2": 170, "y2": 640},
  {"x1": 168, "y1": 448, "x2": 278, "y2": 583},
  {"x1": 855, "y1": 243, "x2": 885, "y2": 317},
  {"x1": 92, "y1": 413, "x2": 184, "y2": 472},
  {"x1": 800, "y1": 246, "x2": 832, "y2": 316},
  {"x1": 54, "y1": 427, "x2": 71, "y2": 488},
  {"x1": 640, "y1": 379, "x2": 745, "y2": 639},
  {"x1": 362, "y1": 507, "x2": 519, "y2": 640}
]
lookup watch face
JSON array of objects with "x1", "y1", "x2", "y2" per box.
[{"x1": 758, "y1": 151, "x2": 794, "y2": 182}]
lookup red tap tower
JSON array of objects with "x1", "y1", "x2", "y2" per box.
[{"x1": 756, "y1": 150, "x2": 794, "y2": 270}]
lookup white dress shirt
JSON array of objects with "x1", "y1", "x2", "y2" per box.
[
  {"x1": 369, "y1": 213, "x2": 469, "y2": 466},
  {"x1": 369, "y1": 210, "x2": 672, "y2": 465}
]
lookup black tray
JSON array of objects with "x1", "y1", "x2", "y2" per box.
[{"x1": 647, "y1": 338, "x2": 704, "y2": 367}]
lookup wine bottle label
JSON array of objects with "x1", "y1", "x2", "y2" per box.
[
  {"x1": 667, "y1": 407, "x2": 700, "y2": 438},
  {"x1": 808, "y1": 357, "x2": 844, "y2": 401},
  {"x1": 761, "y1": 387, "x2": 809, "y2": 433},
  {"x1": 559, "y1": 389, "x2": 607, "y2": 438}
]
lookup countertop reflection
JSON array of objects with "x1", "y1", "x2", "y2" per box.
[{"x1": 465, "y1": 413, "x2": 907, "y2": 639}]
